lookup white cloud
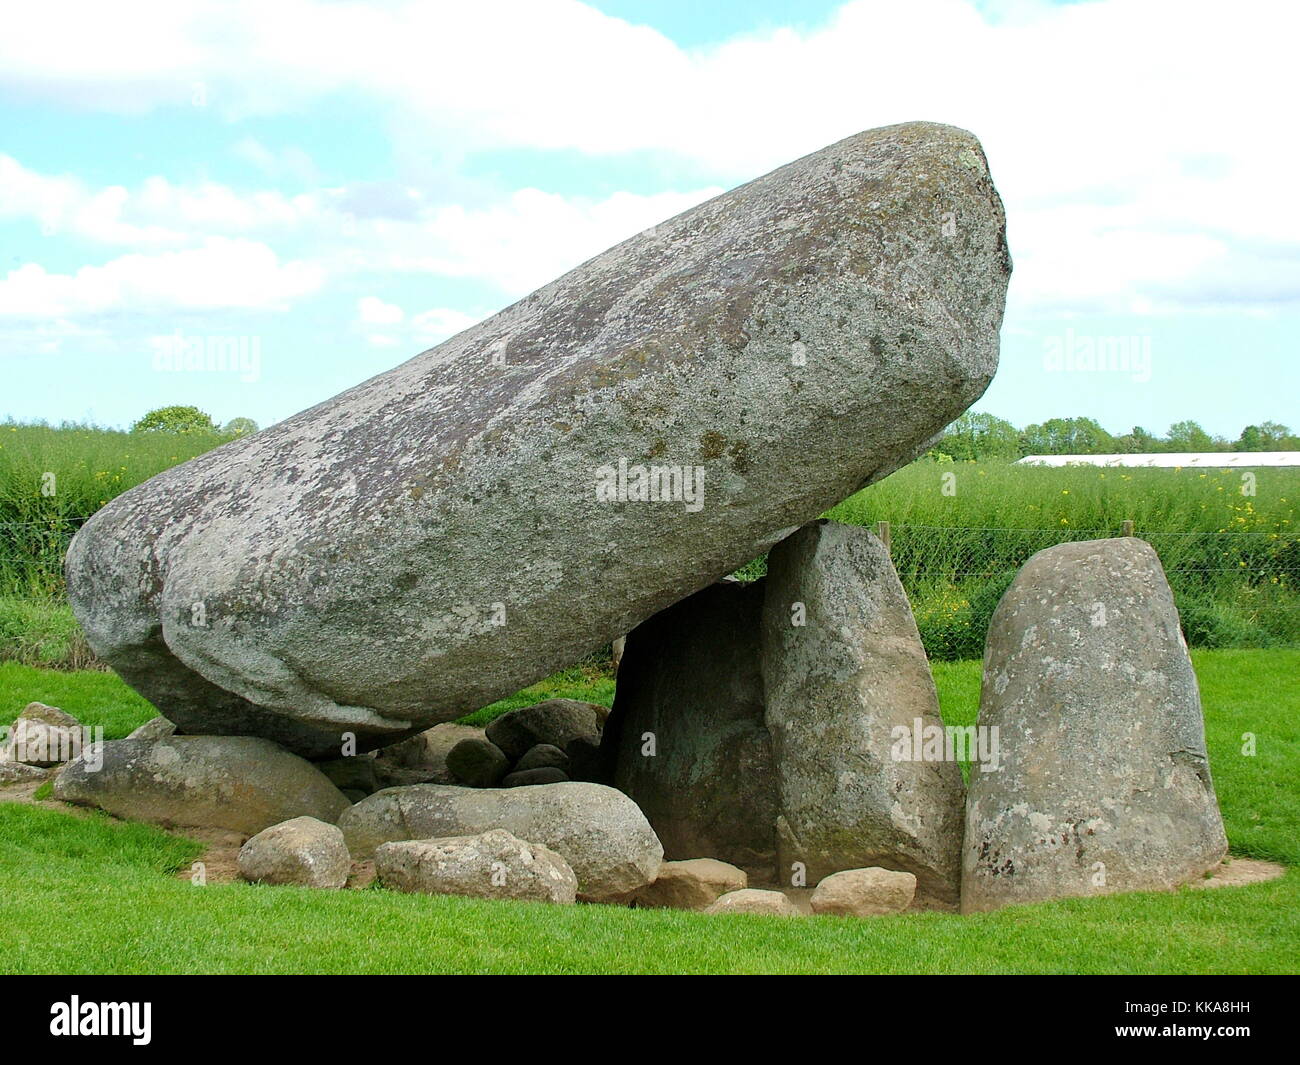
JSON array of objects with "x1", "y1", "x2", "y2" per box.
[
  {"x1": 0, "y1": 238, "x2": 325, "y2": 316},
  {"x1": 357, "y1": 296, "x2": 404, "y2": 325},
  {"x1": 0, "y1": 0, "x2": 1297, "y2": 315}
]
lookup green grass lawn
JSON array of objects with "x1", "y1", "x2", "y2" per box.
[{"x1": 2, "y1": 649, "x2": 1297, "y2": 974}]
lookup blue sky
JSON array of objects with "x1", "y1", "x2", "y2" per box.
[{"x1": 1, "y1": 0, "x2": 1296, "y2": 439}]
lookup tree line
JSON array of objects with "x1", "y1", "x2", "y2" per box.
[{"x1": 936, "y1": 414, "x2": 1300, "y2": 462}]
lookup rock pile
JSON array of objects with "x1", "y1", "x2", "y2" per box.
[{"x1": 439, "y1": 699, "x2": 609, "y2": 789}]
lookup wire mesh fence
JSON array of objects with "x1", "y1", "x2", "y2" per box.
[{"x1": 2, "y1": 515, "x2": 1297, "y2": 666}]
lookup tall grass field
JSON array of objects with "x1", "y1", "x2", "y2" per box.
[{"x1": 2, "y1": 420, "x2": 1297, "y2": 666}]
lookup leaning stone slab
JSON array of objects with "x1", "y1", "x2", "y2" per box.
[
  {"x1": 962, "y1": 537, "x2": 1228, "y2": 913},
  {"x1": 603, "y1": 580, "x2": 778, "y2": 872},
  {"x1": 339, "y1": 781, "x2": 662, "y2": 904},
  {"x1": 761, "y1": 521, "x2": 965, "y2": 902},
  {"x1": 53, "y1": 736, "x2": 350, "y2": 835},
  {"x1": 375, "y1": 829, "x2": 577, "y2": 904},
  {"x1": 238, "y1": 816, "x2": 351, "y2": 889},
  {"x1": 64, "y1": 121, "x2": 1011, "y2": 757}
]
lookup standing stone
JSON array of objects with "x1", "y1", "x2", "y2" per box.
[
  {"x1": 339, "y1": 781, "x2": 662, "y2": 904},
  {"x1": 761, "y1": 521, "x2": 965, "y2": 903},
  {"x1": 64, "y1": 121, "x2": 1011, "y2": 757},
  {"x1": 53, "y1": 736, "x2": 350, "y2": 835},
  {"x1": 603, "y1": 580, "x2": 777, "y2": 873},
  {"x1": 962, "y1": 537, "x2": 1228, "y2": 912},
  {"x1": 238, "y1": 816, "x2": 351, "y2": 889},
  {"x1": 375, "y1": 829, "x2": 577, "y2": 904}
]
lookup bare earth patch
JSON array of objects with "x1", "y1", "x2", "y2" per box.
[{"x1": 1190, "y1": 857, "x2": 1285, "y2": 889}]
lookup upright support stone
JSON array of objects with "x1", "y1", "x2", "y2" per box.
[
  {"x1": 962, "y1": 537, "x2": 1227, "y2": 913},
  {"x1": 760, "y1": 520, "x2": 965, "y2": 903},
  {"x1": 602, "y1": 580, "x2": 777, "y2": 876}
]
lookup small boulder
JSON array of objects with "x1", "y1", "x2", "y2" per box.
[
  {"x1": 637, "y1": 858, "x2": 748, "y2": 910},
  {"x1": 375, "y1": 722, "x2": 484, "y2": 785},
  {"x1": 314, "y1": 754, "x2": 381, "y2": 795},
  {"x1": 238, "y1": 816, "x2": 351, "y2": 889},
  {"x1": 0, "y1": 760, "x2": 48, "y2": 784},
  {"x1": 375, "y1": 829, "x2": 577, "y2": 904},
  {"x1": 126, "y1": 716, "x2": 177, "y2": 742},
  {"x1": 516, "y1": 744, "x2": 569, "y2": 773},
  {"x1": 810, "y1": 867, "x2": 917, "y2": 916},
  {"x1": 445, "y1": 737, "x2": 509, "y2": 787},
  {"x1": 5, "y1": 702, "x2": 84, "y2": 767},
  {"x1": 705, "y1": 888, "x2": 799, "y2": 917},
  {"x1": 502, "y1": 767, "x2": 568, "y2": 787},
  {"x1": 54, "y1": 736, "x2": 350, "y2": 835},
  {"x1": 485, "y1": 700, "x2": 605, "y2": 762},
  {"x1": 340, "y1": 781, "x2": 662, "y2": 903}
]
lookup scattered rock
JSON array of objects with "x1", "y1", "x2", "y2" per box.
[
  {"x1": 315, "y1": 754, "x2": 381, "y2": 795},
  {"x1": 502, "y1": 767, "x2": 568, "y2": 787},
  {"x1": 516, "y1": 743, "x2": 569, "y2": 773},
  {"x1": 485, "y1": 700, "x2": 605, "y2": 762},
  {"x1": 374, "y1": 722, "x2": 484, "y2": 785},
  {"x1": 445, "y1": 737, "x2": 509, "y2": 787},
  {"x1": 637, "y1": 858, "x2": 748, "y2": 910},
  {"x1": 962, "y1": 537, "x2": 1229, "y2": 913},
  {"x1": 810, "y1": 867, "x2": 917, "y2": 916},
  {"x1": 238, "y1": 816, "x2": 351, "y2": 889},
  {"x1": 126, "y1": 716, "x2": 177, "y2": 742},
  {"x1": 375, "y1": 829, "x2": 577, "y2": 904},
  {"x1": 705, "y1": 888, "x2": 799, "y2": 917},
  {"x1": 0, "y1": 760, "x2": 48, "y2": 784},
  {"x1": 604, "y1": 580, "x2": 777, "y2": 872},
  {"x1": 564, "y1": 737, "x2": 605, "y2": 783},
  {"x1": 340, "y1": 781, "x2": 662, "y2": 903},
  {"x1": 54, "y1": 736, "x2": 350, "y2": 835},
  {"x1": 761, "y1": 521, "x2": 965, "y2": 903},
  {"x1": 64, "y1": 122, "x2": 1011, "y2": 756},
  {"x1": 4, "y1": 702, "x2": 85, "y2": 767}
]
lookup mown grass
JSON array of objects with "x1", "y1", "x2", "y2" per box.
[{"x1": 1, "y1": 648, "x2": 1295, "y2": 974}]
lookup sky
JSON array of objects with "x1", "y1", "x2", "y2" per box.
[{"x1": 1, "y1": 0, "x2": 1297, "y2": 440}]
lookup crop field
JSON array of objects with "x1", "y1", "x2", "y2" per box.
[{"x1": 2, "y1": 421, "x2": 1297, "y2": 666}]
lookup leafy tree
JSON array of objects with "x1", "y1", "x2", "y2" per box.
[
  {"x1": 1114, "y1": 425, "x2": 1159, "y2": 453},
  {"x1": 223, "y1": 417, "x2": 259, "y2": 437},
  {"x1": 131, "y1": 406, "x2": 219, "y2": 435},
  {"x1": 1164, "y1": 419, "x2": 1216, "y2": 452},
  {"x1": 939, "y1": 412, "x2": 1021, "y2": 461},
  {"x1": 1236, "y1": 421, "x2": 1297, "y2": 451},
  {"x1": 1019, "y1": 416, "x2": 1116, "y2": 455}
]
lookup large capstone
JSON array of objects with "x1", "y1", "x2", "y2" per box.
[
  {"x1": 961, "y1": 537, "x2": 1228, "y2": 913},
  {"x1": 65, "y1": 121, "x2": 1010, "y2": 756}
]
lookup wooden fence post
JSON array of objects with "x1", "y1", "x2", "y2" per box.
[
  {"x1": 876, "y1": 520, "x2": 892, "y2": 554},
  {"x1": 1121, "y1": 519, "x2": 1134, "y2": 537}
]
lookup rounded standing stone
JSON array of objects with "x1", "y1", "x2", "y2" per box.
[{"x1": 962, "y1": 537, "x2": 1228, "y2": 913}]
